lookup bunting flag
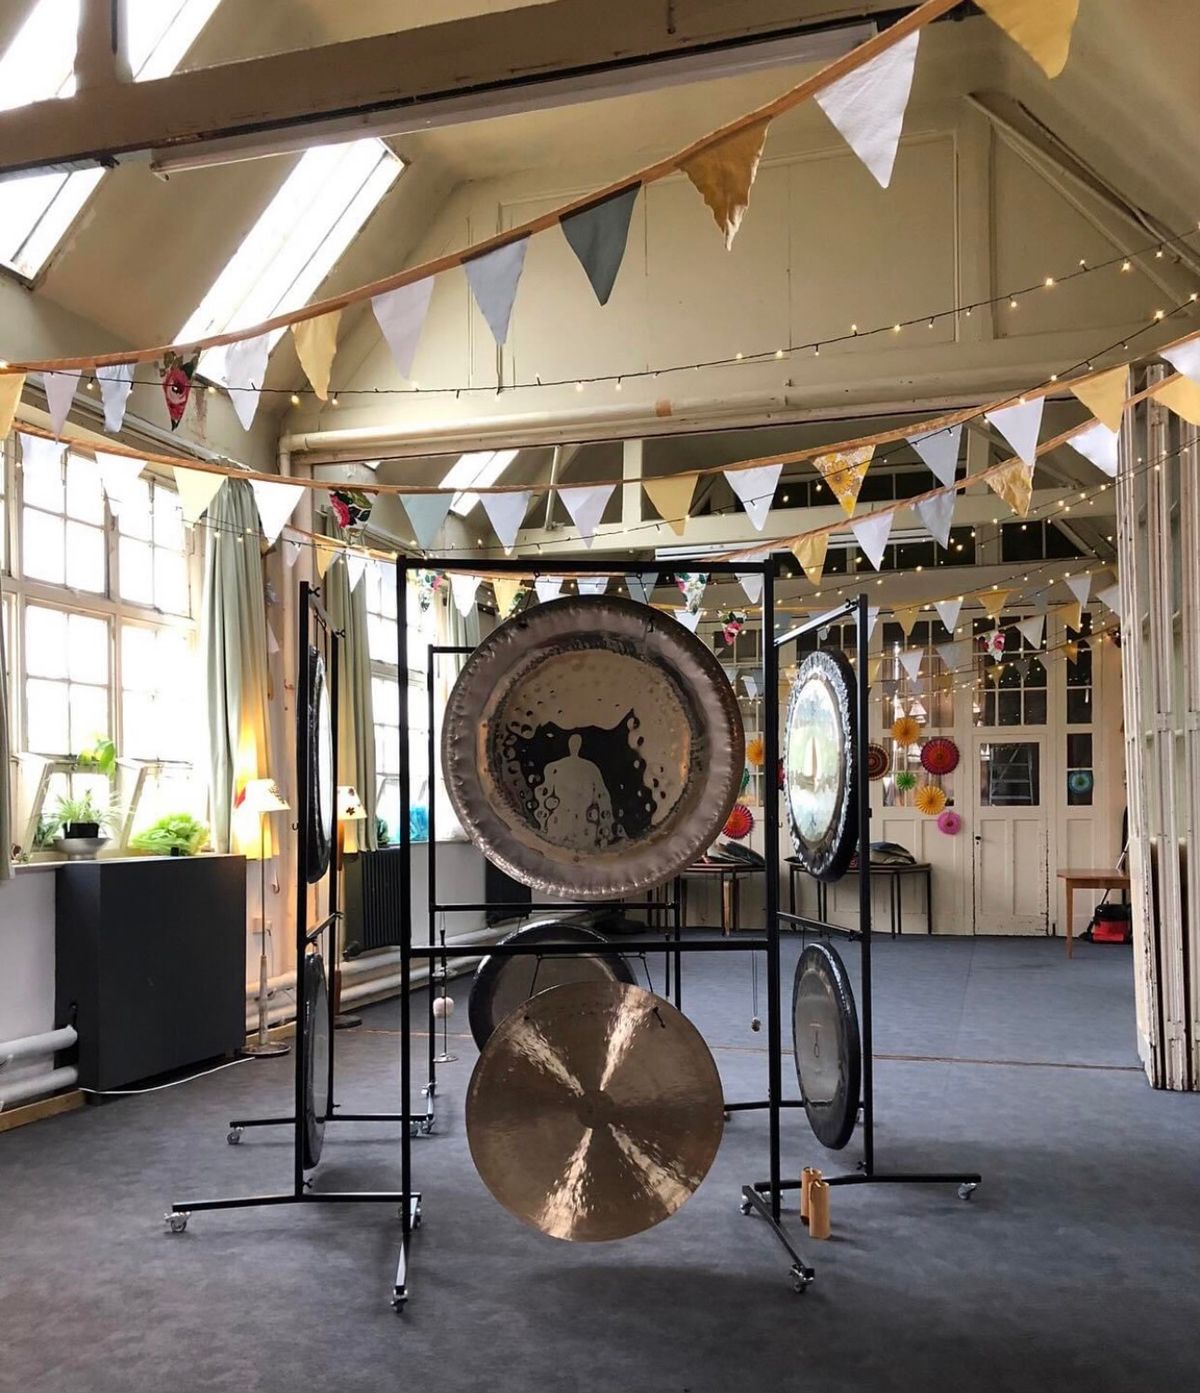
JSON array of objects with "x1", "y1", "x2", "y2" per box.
[
  {"x1": 643, "y1": 473, "x2": 697, "y2": 536},
  {"x1": 814, "y1": 29, "x2": 919, "y2": 188},
  {"x1": 867, "y1": 658, "x2": 882, "y2": 685},
  {"x1": 1013, "y1": 656, "x2": 1033, "y2": 682},
  {"x1": 284, "y1": 539, "x2": 303, "y2": 568},
  {"x1": 1058, "y1": 600, "x2": 1083, "y2": 632},
  {"x1": 915, "y1": 488, "x2": 955, "y2": 548},
  {"x1": 935, "y1": 598, "x2": 962, "y2": 633},
  {"x1": 726, "y1": 462, "x2": 782, "y2": 531},
  {"x1": 937, "y1": 639, "x2": 971, "y2": 671},
  {"x1": 313, "y1": 536, "x2": 341, "y2": 578},
  {"x1": 0, "y1": 372, "x2": 25, "y2": 439},
  {"x1": 292, "y1": 310, "x2": 341, "y2": 399},
  {"x1": 1069, "y1": 365, "x2": 1127, "y2": 433},
  {"x1": 173, "y1": 464, "x2": 225, "y2": 524},
  {"x1": 372, "y1": 277, "x2": 435, "y2": 380},
  {"x1": 99, "y1": 363, "x2": 134, "y2": 433},
  {"x1": 1097, "y1": 580, "x2": 1121, "y2": 614},
  {"x1": 559, "y1": 482, "x2": 615, "y2": 547},
  {"x1": 850, "y1": 509, "x2": 894, "y2": 570},
  {"x1": 813, "y1": 445, "x2": 874, "y2": 515},
  {"x1": 1066, "y1": 574, "x2": 1092, "y2": 607},
  {"x1": 894, "y1": 604, "x2": 922, "y2": 637},
  {"x1": 43, "y1": 369, "x2": 81, "y2": 436},
  {"x1": 793, "y1": 532, "x2": 829, "y2": 586},
  {"x1": 345, "y1": 552, "x2": 368, "y2": 593},
  {"x1": 534, "y1": 577, "x2": 563, "y2": 603},
  {"x1": 977, "y1": 0, "x2": 1080, "y2": 78},
  {"x1": 404, "y1": 492, "x2": 454, "y2": 551},
  {"x1": 721, "y1": 664, "x2": 737, "y2": 685},
  {"x1": 680, "y1": 117, "x2": 771, "y2": 249},
  {"x1": 862, "y1": 605, "x2": 880, "y2": 640},
  {"x1": 1161, "y1": 337, "x2": 1200, "y2": 385},
  {"x1": 93, "y1": 451, "x2": 146, "y2": 517},
  {"x1": 979, "y1": 589, "x2": 1010, "y2": 621},
  {"x1": 1017, "y1": 614, "x2": 1045, "y2": 649},
  {"x1": 481, "y1": 489, "x2": 532, "y2": 550},
  {"x1": 160, "y1": 352, "x2": 197, "y2": 431},
  {"x1": 987, "y1": 458, "x2": 1034, "y2": 517},
  {"x1": 576, "y1": 576, "x2": 609, "y2": 596},
  {"x1": 250, "y1": 479, "x2": 305, "y2": 546},
  {"x1": 266, "y1": 623, "x2": 280, "y2": 657},
  {"x1": 985, "y1": 396, "x2": 1043, "y2": 468},
  {"x1": 627, "y1": 572, "x2": 658, "y2": 604},
  {"x1": 1064, "y1": 640, "x2": 1080, "y2": 665},
  {"x1": 1152, "y1": 375, "x2": 1200, "y2": 427},
  {"x1": 737, "y1": 571, "x2": 764, "y2": 606},
  {"x1": 1068, "y1": 421, "x2": 1119, "y2": 478},
  {"x1": 898, "y1": 649, "x2": 923, "y2": 681},
  {"x1": 742, "y1": 673, "x2": 759, "y2": 699},
  {"x1": 676, "y1": 610, "x2": 702, "y2": 633},
  {"x1": 465, "y1": 237, "x2": 530, "y2": 346},
  {"x1": 492, "y1": 576, "x2": 524, "y2": 617},
  {"x1": 908, "y1": 423, "x2": 962, "y2": 488},
  {"x1": 450, "y1": 573, "x2": 480, "y2": 617},
  {"x1": 226, "y1": 332, "x2": 272, "y2": 432},
  {"x1": 560, "y1": 185, "x2": 640, "y2": 306}
]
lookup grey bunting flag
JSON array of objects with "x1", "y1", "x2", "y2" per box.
[
  {"x1": 464, "y1": 237, "x2": 529, "y2": 346},
  {"x1": 560, "y1": 185, "x2": 640, "y2": 306}
]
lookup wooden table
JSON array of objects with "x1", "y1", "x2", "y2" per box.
[
  {"x1": 681, "y1": 861, "x2": 761, "y2": 935},
  {"x1": 1057, "y1": 867, "x2": 1130, "y2": 957},
  {"x1": 787, "y1": 857, "x2": 934, "y2": 936}
]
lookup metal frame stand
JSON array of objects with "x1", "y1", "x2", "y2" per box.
[
  {"x1": 165, "y1": 582, "x2": 416, "y2": 1311},
  {"x1": 393, "y1": 552, "x2": 811, "y2": 1308},
  {"x1": 753, "y1": 592, "x2": 982, "y2": 1213}
]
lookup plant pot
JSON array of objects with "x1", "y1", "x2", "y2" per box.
[{"x1": 64, "y1": 821, "x2": 101, "y2": 839}]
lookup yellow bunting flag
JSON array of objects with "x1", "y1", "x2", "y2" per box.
[
  {"x1": 1152, "y1": 375, "x2": 1200, "y2": 428},
  {"x1": 680, "y1": 118, "x2": 771, "y2": 249},
  {"x1": 987, "y1": 458, "x2": 1034, "y2": 517},
  {"x1": 1069, "y1": 365, "x2": 1128, "y2": 434},
  {"x1": 979, "y1": 589, "x2": 1011, "y2": 621},
  {"x1": 292, "y1": 310, "x2": 342, "y2": 400},
  {"x1": 313, "y1": 536, "x2": 341, "y2": 578},
  {"x1": 976, "y1": 0, "x2": 1080, "y2": 78},
  {"x1": 894, "y1": 604, "x2": 922, "y2": 637},
  {"x1": 0, "y1": 371, "x2": 25, "y2": 439},
  {"x1": 813, "y1": 445, "x2": 874, "y2": 516},
  {"x1": 792, "y1": 532, "x2": 829, "y2": 586},
  {"x1": 492, "y1": 576, "x2": 524, "y2": 618},
  {"x1": 867, "y1": 658, "x2": 882, "y2": 685},
  {"x1": 643, "y1": 473, "x2": 697, "y2": 537},
  {"x1": 1064, "y1": 640, "x2": 1080, "y2": 664},
  {"x1": 1058, "y1": 600, "x2": 1083, "y2": 633}
]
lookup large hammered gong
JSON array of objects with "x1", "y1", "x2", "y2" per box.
[
  {"x1": 304, "y1": 646, "x2": 334, "y2": 884},
  {"x1": 792, "y1": 943, "x2": 861, "y2": 1151},
  {"x1": 784, "y1": 649, "x2": 857, "y2": 882},
  {"x1": 442, "y1": 596, "x2": 744, "y2": 899}
]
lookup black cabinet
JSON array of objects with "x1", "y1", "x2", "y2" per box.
[{"x1": 55, "y1": 855, "x2": 247, "y2": 1091}]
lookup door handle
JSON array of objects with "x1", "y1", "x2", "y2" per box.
[{"x1": 974, "y1": 835, "x2": 982, "y2": 843}]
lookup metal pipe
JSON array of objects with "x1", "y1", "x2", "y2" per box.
[
  {"x1": 0, "y1": 1066, "x2": 78, "y2": 1109},
  {"x1": 0, "y1": 1025, "x2": 77, "y2": 1068}
]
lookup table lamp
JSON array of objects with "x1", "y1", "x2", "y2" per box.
[{"x1": 240, "y1": 777, "x2": 291, "y2": 1058}]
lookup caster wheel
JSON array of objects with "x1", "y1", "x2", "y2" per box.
[
  {"x1": 164, "y1": 1212, "x2": 189, "y2": 1234},
  {"x1": 226, "y1": 1128, "x2": 243, "y2": 1145},
  {"x1": 392, "y1": 1294, "x2": 407, "y2": 1312},
  {"x1": 958, "y1": 1182, "x2": 978, "y2": 1201},
  {"x1": 419, "y1": 1120, "x2": 434, "y2": 1136},
  {"x1": 413, "y1": 1210, "x2": 422, "y2": 1230},
  {"x1": 739, "y1": 1198, "x2": 753, "y2": 1215},
  {"x1": 790, "y1": 1266, "x2": 812, "y2": 1294}
]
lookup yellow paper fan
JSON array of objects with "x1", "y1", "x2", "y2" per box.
[
  {"x1": 914, "y1": 784, "x2": 948, "y2": 817},
  {"x1": 746, "y1": 737, "x2": 766, "y2": 768},
  {"x1": 891, "y1": 716, "x2": 920, "y2": 747}
]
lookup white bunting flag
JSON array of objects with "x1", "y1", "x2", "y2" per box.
[
  {"x1": 850, "y1": 510, "x2": 894, "y2": 570},
  {"x1": 676, "y1": 610, "x2": 702, "y2": 633},
  {"x1": 173, "y1": 465, "x2": 226, "y2": 525},
  {"x1": 915, "y1": 489, "x2": 956, "y2": 548},
  {"x1": 266, "y1": 624, "x2": 280, "y2": 656},
  {"x1": 863, "y1": 606, "x2": 880, "y2": 640},
  {"x1": 814, "y1": 29, "x2": 919, "y2": 188},
  {"x1": 1097, "y1": 580, "x2": 1121, "y2": 614},
  {"x1": 99, "y1": 362, "x2": 135, "y2": 434},
  {"x1": 935, "y1": 597, "x2": 962, "y2": 633},
  {"x1": 481, "y1": 489, "x2": 531, "y2": 551},
  {"x1": 19, "y1": 431, "x2": 65, "y2": 476},
  {"x1": 742, "y1": 674, "x2": 759, "y2": 699},
  {"x1": 627, "y1": 572, "x2": 658, "y2": 604},
  {"x1": 372, "y1": 277, "x2": 436, "y2": 381},
  {"x1": 226, "y1": 333, "x2": 272, "y2": 432},
  {"x1": 284, "y1": 538, "x2": 303, "y2": 568},
  {"x1": 576, "y1": 576, "x2": 609, "y2": 596},
  {"x1": 464, "y1": 238, "x2": 530, "y2": 346},
  {"x1": 1066, "y1": 574, "x2": 1092, "y2": 607},
  {"x1": 736, "y1": 571, "x2": 765, "y2": 606},
  {"x1": 899, "y1": 649, "x2": 924, "y2": 681},
  {"x1": 985, "y1": 396, "x2": 1044, "y2": 468},
  {"x1": 94, "y1": 451, "x2": 145, "y2": 517},
  {"x1": 534, "y1": 577, "x2": 563, "y2": 604},
  {"x1": 42, "y1": 369, "x2": 81, "y2": 436},
  {"x1": 722, "y1": 665, "x2": 737, "y2": 685},
  {"x1": 559, "y1": 482, "x2": 615, "y2": 547},
  {"x1": 908, "y1": 423, "x2": 962, "y2": 488},
  {"x1": 937, "y1": 639, "x2": 971, "y2": 671},
  {"x1": 1068, "y1": 421, "x2": 1119, "y2": 478},
  {"x1": 450, "y1": 573, "x2": 480, "y2": 618},
  {"x1": 1161, "y1": 336, "x2": 1200, "y2": 385},
  {"x1": 250, "y1": 479, "x2": 305, "y2": 546},
  {"x1": 404, "y1": 492, "x2": 454, "y2": 551},
  {"x1": 725, "y1": 462, "x2": 782, "y2": 532},
  {"x1": 345, "y1": 553, "x2": 368, "y2": 593},
  {"x1": 1017, "y1": 614, "x2": 1045, "y2": 649}
]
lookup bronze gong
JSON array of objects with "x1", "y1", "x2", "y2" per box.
[{"x1": 465, "y1": 980, "x2": 725, "y2": 1242}]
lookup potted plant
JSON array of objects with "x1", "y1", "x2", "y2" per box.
[
  {"x1": 76, "y1": 734, "x2": 117, "y2": 776},
  {"x1": 52, "y1": 790, "x2": 118, "y2": 859},
  {"x1": 129, "y1": 813, "x2": 209, "y2": 857}
]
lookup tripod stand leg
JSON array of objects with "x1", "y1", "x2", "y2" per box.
[{"x1": 739, "y1": 1185, "x2": 814, "y2": 1292}]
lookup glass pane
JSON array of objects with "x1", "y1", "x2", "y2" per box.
[
  {"x1": 69, "y1": 683, "x2": 109, "y2": 751},
  {"x1": 979, "y1": 742, "x2": 1040, "y2": 807},
  {"x1": 117, "y1": 477, "x2": 153, "y2": 539},
  {"x1": 25, "y1": 677, "x2": 69, "y2": 753},
  {"x1": 1023, "y1": 688, "x2": 1047, "y2": 724},
  {"x1": 1066, "y1": 687, "x2": 1093, "y2": 724},
  {"x1": 154, "y1": 550, "x2": 189, "y2": 615},
  {"x1": 65, "y1": 520, "x2": 106, "y2": 593},
  {"x1": 65, "y1": 455, "x2": 104, "y2": 523},
  {"x1": 23, "y1": 508, "x2": 65, "y2": 584},
  {"x1": 153, "y1": 488, "x2": 184, "y2": 549},
  {"x1": 25, "y1": 605, "x2": 67, "y2": 677},
  {"x1": 67, "y1": 613, "x2": 109, "y2": 683},
  {"x1": 997, "y1": 690, "x2": 1022, "y2": 726},
  {"x1": 119, "y1": 537, "x2": 153, "y2": 603},
  {"x1": 121, "y1": 625, "x2": 157, "y2": 689},
  {"x1": 377, "y1": 779, "x2": 400, "y2": 844},
  {"x1": 22, "y1": 449, "x2": 64, "y2": 511},
  {"x1": 122, "y1": 691, "x2": 157, "y2": 759},
  {"x1": 367, "y1": 612, "x2": 397, "y2": 664},
  {"x1": 1067, "y1": 733, "x2": 1093, "y2": 767}
]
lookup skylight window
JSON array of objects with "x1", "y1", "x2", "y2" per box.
[
  {"x1": 442, "y1": 450, "x2": 520, "y2": 516},
  {"x1": 0, "y1": 0, "x2": 221, "y2": 280},
  {"x1": 176, "y1": 138, "x2": 403, "y2": 385}
]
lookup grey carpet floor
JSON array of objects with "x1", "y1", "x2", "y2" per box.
[{"x1": 2, "y1": 933, "x2": 1197, "y2": 1393}]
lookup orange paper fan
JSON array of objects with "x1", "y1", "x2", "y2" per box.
[
  {"x1": 914, "y1": 784, "x2": 948, "y2": 817},
  {"x1": 891, "y1": 716, "x2": 920, "y2": 747}
]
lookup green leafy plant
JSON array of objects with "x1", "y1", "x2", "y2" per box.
[
  {"x1": 76, "y1": 735, "x2": 116, "y2": 776},
  {"x1": 376, "y1": 815, "x2": 391, "y2": 847},
  {"x1": 54, "y1": 790, "x2": 117, "y2": 836},
  {"x1": 130, "y1": 813, "x2": 209, "y2": 857}
]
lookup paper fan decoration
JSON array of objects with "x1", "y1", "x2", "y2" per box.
[
  {"x1": 866, "y1": 742, "x2": 891, "y2": 781},
  {"x1": 920, "y1": 737, "x2": 959, "y2": 776},
  {"x1": 740, "y1": 766, "x2": 751, "y2": 794},
  {"x1": 894, "y1": 770, "x2": 918, "y2": 793},
  {"x1": 1068, "y1": 770, "x2": 1094, "y2": 796},
  {"x1": 914, "y1": 784, "x2": 948, "y2": 817},
  {"x1": 937, "y1": 809, "x2": 962, "y2": 836},
  {"x1": 723, "y1": 804, "x2": 755, "y2": 840},
  {"x1": 891, "y1": 715, "x2": 920, "y2": 747},
  {"x1": 746, "y1": 736, "x2": 765, "y2": 768}
]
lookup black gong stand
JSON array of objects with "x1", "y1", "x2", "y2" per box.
[
  {"x1": 750, "y1": 592, "x2": 982, "y2": 1211},
  {"x1": 393, "y1": 552, "x2": 812, "y2": 1310},
  {"x1": 164, "y1": 582, "x2": 417, "y2": 1273}
]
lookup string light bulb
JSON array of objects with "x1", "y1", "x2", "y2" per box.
[{"x1": 290, "y1": 393, "x2": 301, "y2": 406}]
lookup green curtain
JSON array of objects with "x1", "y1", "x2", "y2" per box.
[
  {"x1": 0, "y1": 585, "x2": 11, "y2": 880},
  {"x1": 321, "y1": 513, "x2": 378, "y2": 851},
  {"x1": 202, "y1": 480, "x2": 273, "y2": 853}
]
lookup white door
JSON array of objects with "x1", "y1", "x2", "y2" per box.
[{"x1": 972, "y1": 735, "x2": 1049, "y2": 935}]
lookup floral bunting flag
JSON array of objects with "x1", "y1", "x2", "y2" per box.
[
  {"x1": 976, "y1": 0, "x2": 1080, "y2": 78},
  {"x1": 813, "y1": 445, "x2": 874, "y2": 515},
  {"x1": 813, "y1": 30, "x2": 919, "y2": 188},
  {"x1": 986, "y1": 458, "x2": 1034, "y2": 517},
  {"x1": 680, "y1": 117, "x2": 771, "y2": 249},
  {"x1": 643, "y1": 473, "x2": 696, "y2": 536},
  {"x1": 161, "y1": 352, "x2": 198, "y2": 431},
  {"x1": 1069, "y1": 365, "x2": 1127, "y2": 433},
  {"x1": 329, "y1": 488, "x2": 373, "y2": 530},
  {"x1": 99, "y1": 362, "x2": 134, "y2": 433},
  {"x1": 677, "y1": 573, "x2": 708, "y2": 614},
  {"x1": 292, "y1": 309, "x2": 342, "y2": 400}
]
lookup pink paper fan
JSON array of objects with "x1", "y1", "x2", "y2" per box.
[{"x1": 937, "y1": 809, "x2": 962, "y2": 836}]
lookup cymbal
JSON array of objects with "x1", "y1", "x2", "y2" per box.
[{"x1": 466, "y1": 980, "x2": 724, "y2": 1242}]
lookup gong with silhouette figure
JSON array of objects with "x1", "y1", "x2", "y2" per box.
[
  {"x1": 784, "y1": 649, "x2": 857, "y2": 882},
  {"x1": 442, "y1": 595, "x2": 744, "y2": 898},
  {"x1": 792, "y1": 942, "x2": 861, "y2": 1151}
]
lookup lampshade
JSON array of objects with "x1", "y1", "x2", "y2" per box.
[
  {"x1": 239, "y1": 778, "x2": 290, "y2": 815},
  {"x1": 337, "y1": 785, "x2": 367, "y2": 822}
]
